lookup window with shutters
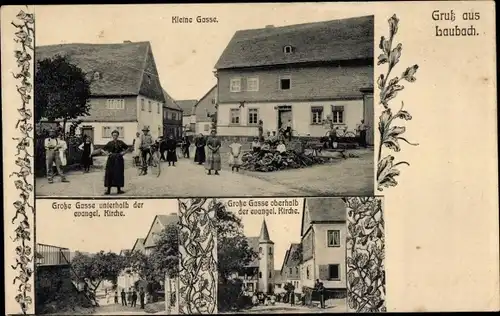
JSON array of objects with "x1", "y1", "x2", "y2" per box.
[
  {"x1": 328, "y1": 264, "x2": 340, "y2": 280},
  {"x1": 327, "y1": 230, "x2": 341, "y2": 247},
  {"x1": 331, "y1": 105, "x2": 344, "y2": 123},
  {"x1": 311, "y1": 106, "x2": 324, "y2": 124}
]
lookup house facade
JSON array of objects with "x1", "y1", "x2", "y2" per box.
[
  {"x1": 162, "y1": 89, "x2": 183, "y2": 139},
  {"x1": 117, "y1": 214, "x2": 178, "y2": 290},
  {"x1": 300, "y1": 198, "x2": 346, "y2": 295},
  {"x1": 36, "y1": 41, "x2": 168, "y2": 146},
  {"x1": 176, "y1": 100, "x2": 198, "y2": 136},
  {"x1": 213, "y1": 16, "x2": 374, "y2": 140},
  {"x1": 281, "y1": 243, "x2": 302, "y2": 293},
  {"x1": 192, "y1": 85, "x2": 218, "y2": 135}
]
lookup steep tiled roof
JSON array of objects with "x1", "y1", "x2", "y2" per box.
[
  {"x1": 193, "y1": 85, "x2": 217, "y2": 123},
  {"x1": 144, "y1": 214, "x2": 179, "y2": 248},
  {"x1": 36, "y1": 42, "x2": 151, "y2": 96},
  {"x1": 305, "y1": 198, "x2": 346, "y2": 222},
  {"x1": 162, "y1": 89, "x2": 182, "y2": 111},
  {"x1": 176, "y1": 100, "x2": 198, "y2": 116},
  {"x1": 215, "y1": 15, "x2": 373, "y2": 69},
  {"x1": 274, "y1": 270, "x2": 285, "y2": 284},
  {"x1": 284, "y1": 243, "x2": 301, "y2": 267}
]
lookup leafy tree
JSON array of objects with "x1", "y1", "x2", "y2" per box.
[
  {"x1": 214, "y1": 201, "x2": 258, "y2": 283},
  {"x1": 35, "y1": 55, "x2": 92, "y2": 133},
  {"x1": 290, "y1": 244, "x2": 303, "y2": 263},
  {"x1": 147, "y1": 224, "x2": 179, "y2": 281},
  {"x1": 71, "y1": 251, "x2": 126, "y2": 289}
]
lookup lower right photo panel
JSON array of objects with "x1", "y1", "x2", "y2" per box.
[{"x1": 215, "y1": 196, "x2": 385, "y2": 314}]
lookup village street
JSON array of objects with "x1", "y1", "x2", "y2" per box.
[
  {"x1": 224, "y1": 299, "x2": 347, "y2": 314},
  {"x1": 36, "y1": 148, "x2": 373, "y2": 197}
]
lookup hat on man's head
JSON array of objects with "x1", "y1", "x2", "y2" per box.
[{"x1": 142, "y1": 126, "x2": 150, "y2": 132}]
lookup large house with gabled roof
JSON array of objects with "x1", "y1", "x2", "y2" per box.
[
  {"x1": 281, "y1": 243, "x2": 302, "y2": 293},
  {"x1": 116, "y1": 213, "x2": 178, "y2": 290},
  {"x1": 36, "y1": 41, "x2": 177, "y2": 145},
  {"x1": 300, "y1": 197, "x2": 347, "y2": 296},
  {"x1": 162, "y1": 89, "x2": 183, "y2": 139},
  {"x1": 213, "y1": 15, "x2": 374, "y2": 143}
]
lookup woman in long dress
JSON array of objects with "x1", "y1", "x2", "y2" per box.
[
  {"x1": 165, "y1": 135, "x2": 178, "y2": 166},
  {"x1": 78, "y1": 135, "x2": 94, "y2": 173},
  {"x1": 194, "y1": 133, "x2": 206, "y2": 165},
  {"x1": 205, "y1": 130, "x2": 222, "y2": 175},
  {"x1": 102, "y1": 130, "x2": 129, "y2": 195}
]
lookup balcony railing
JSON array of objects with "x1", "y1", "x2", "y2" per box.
[{"x1": 36, "y1": 243, "x2": 70, "y2": 266}]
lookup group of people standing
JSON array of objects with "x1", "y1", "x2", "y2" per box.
[
  {"x1": 113, "y1": 287, "x2": 145, "y2": 309},
  {"x1": 193, "y1": 130, "x2": 223, "y2": 175}
]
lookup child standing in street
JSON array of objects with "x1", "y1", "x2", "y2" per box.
[{"x1": 228, "y1": 137, "x2": 243, "y2": 172}]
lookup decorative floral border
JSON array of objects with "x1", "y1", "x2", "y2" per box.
[
  {"x1": 376, "y1": 14, "x2": 419, "y2": 191},
  {"x1": 178, "y1": 199, "x2": 218, "y2": 314},
  {"x1": 9, "y1": 7, "x2": 36, "y2": 315},
  {"x1": 345, "y1": 197, "x2": 385, "y2": 312}
]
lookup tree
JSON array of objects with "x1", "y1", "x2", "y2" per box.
[
  {"x1": 148, "y1": 224, "x2": 179, "y2": 281},
  {"x1": 35, "y1": 55, "x2": 92, "y2": 133},
  {"x1": 290, "y1": 244, "x2": 303, "y2": 264},
  {"x1": 214, "y1": 201, "x2": 258, "y2": 283},
  {"x1": 71, "y1": 251, "x2": 126, "y2": 289}
]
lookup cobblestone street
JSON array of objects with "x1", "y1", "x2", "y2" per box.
[{"x1": 36, "y1": 149, "x2": 374, "y2": 197}]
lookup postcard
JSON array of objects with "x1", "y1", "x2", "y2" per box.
[{"x1": 2, "y1": 2, "x2": 498, "y2": 315}]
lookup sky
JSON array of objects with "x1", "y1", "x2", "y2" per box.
[
  {"x1": 34, "y1": 3, "x2": 375, "y2": 100},
  {"x1": 36, "y1": 199, "x2": 178, "y2": 253},
  {"x1": 221, "y1": 198, "x2": 305, "y2": 269}
]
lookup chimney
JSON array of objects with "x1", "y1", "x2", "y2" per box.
[
  {"x1": 123, "y1": 40, "x2": 132, "y2": 43},
  {"x1": 265, "y1": 25, "x2": 274, "y2": 28}
]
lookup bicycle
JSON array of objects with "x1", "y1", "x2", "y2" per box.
[{"x1": 136, "y1": 146, "x2": 161, "y2": 177}]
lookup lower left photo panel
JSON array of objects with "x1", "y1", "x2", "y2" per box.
[{"x1": 35, "y1": 199, "x2": 181, "y2": 315}]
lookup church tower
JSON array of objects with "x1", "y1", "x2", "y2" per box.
[{"x1": 258, "y1": 218, "x2": 274, "y2": 294}]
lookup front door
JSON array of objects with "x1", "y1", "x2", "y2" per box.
[
  {"x1": 81, "y1": 126, "x2": 94, "y2": 140},
  {"x1": 363, "y1": 94, "x2": 374, "y2": 145},
  {"x1": 278, "y1": 107, "x2": 292, "y2": 132}
]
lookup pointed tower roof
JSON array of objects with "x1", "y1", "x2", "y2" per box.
[{"x1": 259, "y1": 218, "x2": 274, "y2": 244}]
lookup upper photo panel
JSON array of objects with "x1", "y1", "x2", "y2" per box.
[{"x1": 34, "y1": 5, "x2": 374, "y2": 198}]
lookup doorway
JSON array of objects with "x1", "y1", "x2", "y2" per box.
[
  {"x1": 81, "y1": 126, "x2": 94, "y2": 140},
  {"x1": 277, "y1": 105, "x2": 292, "y2": 132},
  {"x1": 362, "y1": 93, "x2": 374, "y2": 146}
]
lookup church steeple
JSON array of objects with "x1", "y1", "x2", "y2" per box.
[{"x1": 259, "y1": 218, "x2": 273, "y2": 244}]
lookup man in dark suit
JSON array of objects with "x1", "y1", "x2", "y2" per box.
[
  {"x1": 139, "y1": 287, "x2": 145, "y2": 309},
  {"x1": 120, "y1": 288, "x2": 127, "y2": 306}
]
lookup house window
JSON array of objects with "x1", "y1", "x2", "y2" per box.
[
  {"x1": 148, "y1": 101, "x2": 152, "y2": 112},
  {"x1": 328, "y1": 264, "x2": 340, "y2": 280},
  {"x1": 204, "y1": 124, "x2": 210, "y2": 131},
  {"x1": 259, "y1": 272, "x2": 262, "y2": 278},
  {"x1": 248, "y1": 108, "x2": 259, "y2": 125},
  {"x1": 269, "y1": 247, "x2": 272, "y2": 255},
  {"x1": 158, "y1": 126, "x2": 161, "y2": 137},
  {"x1": 289, "y1": 267, "x2": 292, "y2": 274},
  {"x1": 102, "y1": 126, "x2": 111, "y2": 138},
  {"x1": 230, "y1": 78, "x2": 241, "y2": 92},
  {"x1": 172, "y1": 112, "x2": 176, "y2": 120},
  {"x1": 141, "y1": 99, "x2": 145, "y2": 111},
  {"x1": 280, "y1": 76, "x2": 291, "y2": 90},
  {"x1": 295, "y1": 267, "x2": 299, "y2": 274},
  {"x1": 332, "y1": 105, "x2": 344, "y2": 124},
  {"x1": 283, "y1": 45, "x2": 294, "y2": 54},
  {"x1": 115, "y1": 126, "x2": 124, "y2": 138},
  {"x1": 306, "y1": 266, "x2": 310, "y2": 279},
  {"x1": 259, "y1": 247, "x2": 262, "y2": 254},
  {"x1": 247, "y1": 77, "x2": 259, "y2": 91},
  {"x1": 230, "y1": 108, "x2": 240, "y2": 124},
  {"x1": 157, "y1": 103, "x2": 160, "y2": 114},
  {"x1": 269, "y1": 271, "x2": 272, "y2": 278},
  {"x1": 311, "y1": 106, "x2": 324, "y2": 124},
  {"x1": 327, "y1": 230, "x2": 341, "y2": 247},
  {"x1": 106, "y1": 99, "x2": 125, "y2": 110}
]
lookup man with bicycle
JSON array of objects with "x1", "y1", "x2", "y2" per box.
[{"x1": 139, "y1": 126, "x2": 154, "y2": 175}]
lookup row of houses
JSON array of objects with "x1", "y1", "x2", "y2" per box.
[
  {"x1": 36, "y1": 14, "x2": 374, "y2": 145},
  {"x1": 235, "y1": 198, "x2": 347, "y2": 297}
]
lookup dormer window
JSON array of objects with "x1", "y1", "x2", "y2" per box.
[
  {"x1": 283, "y1": 45, "x2": 294, "y2": 54},
  {"x1": 93, "y1": 72, "x2": 100, "y2": 80}
]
